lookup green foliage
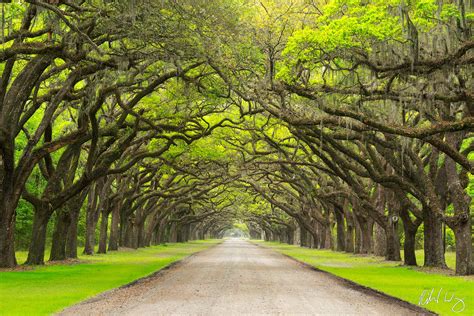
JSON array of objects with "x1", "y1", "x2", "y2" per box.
[
  {"x1": 188, "y1": 137, "x2": 229, "y2": 161},
  {"x1": 233, "y1": 222, "x2": 250, "y2": 233},
  {"x1": 2, "y1": 0, "x2": 472, "y2": 303},
  {"x1": 279, "y1": 0, "x2": 462, "y2": 80},
  {"x1": 14, "y1": 200, "x2": 34, "y2": 250}
]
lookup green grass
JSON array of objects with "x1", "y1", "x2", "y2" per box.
[
  {"x1": 0, "y1": 240, "x2": 220, "y2": 316},
  {"x1": 408, "y1": 249, "x2": 456, "y2": 270},
  {"x1": 254, "y1": 241, "x2": 474, "y2": 316}
]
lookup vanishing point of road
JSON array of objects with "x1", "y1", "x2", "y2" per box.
[{"x1": 61, "y1": 239, "x2": 427, "y2": 315}]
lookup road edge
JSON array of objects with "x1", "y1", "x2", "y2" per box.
[
  {"x1": 250, "y1": 240, "x2": 437, "y2": 316},
  {"x1": 56, "y1": 240, "x2": 224, "y2": 314}
]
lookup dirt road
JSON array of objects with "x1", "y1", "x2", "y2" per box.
[{"x1": 60, "y1": 239, "x2": 427, "y2": 315}]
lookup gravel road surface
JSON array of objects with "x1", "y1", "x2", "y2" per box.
[{"x1": 60, "y1": 239, "x2": 427, "y2": 315}]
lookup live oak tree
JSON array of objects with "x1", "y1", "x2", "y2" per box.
[
  {"x1": 203, "y1": 0, "x2": 473, "y2": 275},
  {"x1": 1, "y1": 0, "x2": 472, "y2": 277},
  {"x1": 0, "y1": 0, "x2": 234, "y2": 267}
]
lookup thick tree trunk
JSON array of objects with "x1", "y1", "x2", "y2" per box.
[
  {"x1": 345, "y1": 224, "x2": 354, "y2": 253},
  {"x1": 176, "y1": 225, "x2": 186, "y2": 242},
  {"x1": 144, "y1": 217, "x2": 158, "y2": 247},
  {"x1": 325, "y1": 222, "x2": 333, "y2": 249},
  {"x1": 444, "y1": 131, "x2": 473, "y2": 275},
  {"x1": 199, "y1": 229, "x2": 205, "y2": 240},
  {"x1": 403, "y1": 219, "x2": 419, "y2": 266},
  {"x1": 108, "y1": 203, "x2": 120, "y2": 251},
  {"x1": 151, "y1": 229, "x2": 158, "y2": 245},
  {"x1": 153, "y1": 219, "x2": 162, "y2": 244},
  {"x1": 334, "y1": 209, "x2": 345, "y2": 251},
  {"x1": 98, "y1": 210, "x2": 109, "y2": 254},
  {"x1": 292, "y1": 225, "x2": 300, "y2": 244},
  {"x1": 361, "y1": 224, "x2": 372, "y2": 254},
  {"x1": 123, "y1": 223, "x2": 133, "y2": 248},
  {"x1": 453, "y1": 220, "x2": 472, "y2": 275},
  {"x1": 129, "y1": 224, "x2": 138, "y2": 249},
  {"x1": 399, "y1": 205, "x2": 420, "y2": 266},
  {"x1": 169, "y1": 222, "x2": 178, "y2": 243},
  {"x1": 354, "y1": 217, "x2": 362, "y2": 253},
  {"x1": 83, "y1": 213, "x2": 99, "y2": 255},
  {"x1": 423, "y1": 206, "x2": 447, "y2": 268},
  {"x1": 385, "y1": 219, "x2": 401, "y2": 261},
  {"x1": 319, "y1": 221, "x2": 332, "y2": 249},
  {"x1": 65, "y1": 207, "x2": 80, "y2": 259},
  {"x1": 0, "y1": 213, "x2": 16, "y2": 267},
  {"x1": 313, "y1": 222, "x2": 322, "y2": 248},
  {"x1": 0, "y1": 170, "x2": 20, "y2": 267},
  {"x1": 158, "y1": 219, "x2": 168, "y2": 243},
  {"x1": 189, "y1": 223, "x2": 198, "y2": 241},
  {"x1": 83, "y1": 185, "x2": 100, "y2": 255},
  {"x1": 344, "y1": 207, "x2": 355, "y2": 253},
  {"x1": 49, "y1": 209, "x2": 71, "y2": 261},
  {"x1": 305, "y1": 227, "x2": 312, "y2": 247},
  {"x1": 121, "y1": 211, "x2": 136, "y2": 248},
  {"x1": 51, "y1": 192, "x2": 85, "y2": 261},
  {"x1": 356, "y1": 216, "x2": 371, "y2": 254},
  {"x1": 299, "y1": 224, "x2": 308, "y2": 247},
  {"x1": 0, "y1": 55, "x2": 52, "y2": 268},
  {"x1": 385, "y1": 192, "x2": 401, "y2": 261},
  {"x1": 137, "y1": 221, "x2": 146, "y2": 247},
  {"x1": 404, "y1": 225, "x2": 418, "y2": 265},
  {"x1": 373, "y1": 185, "x2": 386, "y2": 256},
  {"x1": 183, "y1": 224, "x2": 191, "y2": 242},
  {"x1": 263, "y1": 229, "x2": 270, "y2": 241},
  {"x1": 286, "y1": 228, "x2": 294, "y2": 245},
  {"x1": 179, "y1": 224, "x2": 188, "y2": 243},
  {"x1": 373, "y1": 224, "x2": 386, "y2": 256},
  {"x1": 25, "y1": 207, "x2": 51, "y2": 265},
  {"x1": 188, "y1": 224, "x2": 195, "y2": 242}
]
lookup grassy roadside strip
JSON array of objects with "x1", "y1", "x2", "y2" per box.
[
  {"x1": 0, "y1": 240, "x2": 220, "y2": 316},
  {"x1": 253, "y1": 241, "x2": 474, "y2": 316}
]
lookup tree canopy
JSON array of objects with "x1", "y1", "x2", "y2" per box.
[{"x1": 0, "y1": 0, "x2": 472, "y2": 276}]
